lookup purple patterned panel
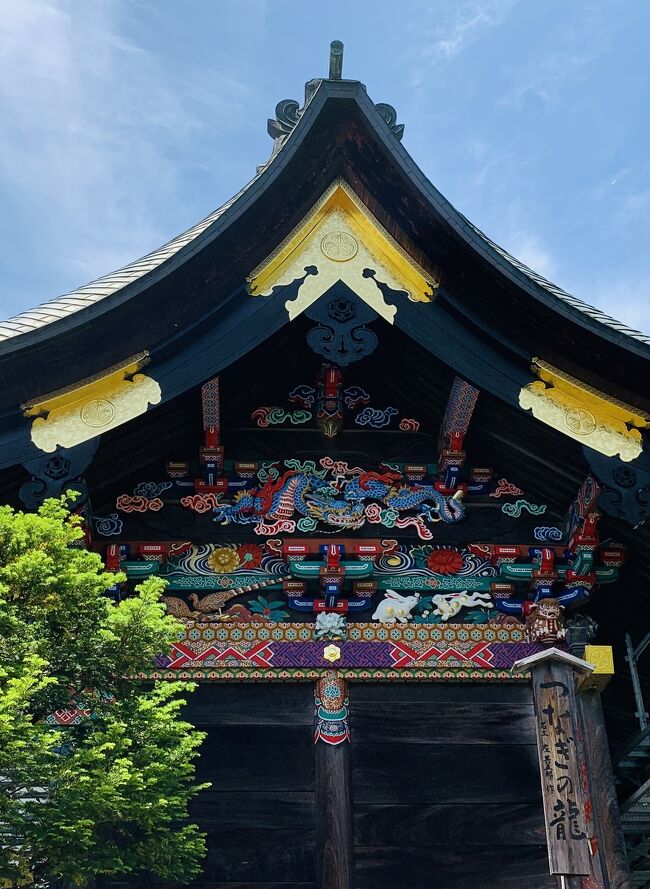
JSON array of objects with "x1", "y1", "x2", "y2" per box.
[
  {"x1": 488, "y1": 642, "x2": 546, "y2": 669},
  {"x1": 340, "y1": 641, "x2": 394, "y2": 667},
  {"x1": 270, "y1": 641, "x2": 395, "y2": 668}
]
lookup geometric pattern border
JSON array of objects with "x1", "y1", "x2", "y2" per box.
[
  {"x1": 173, "y1": 620, "x2": 528, "y2": 644},
  {"x1": 140, "y1": 667, "x2": 531, "y2": 682},
  {"x1": 147, "y1": 622, "x2": 542, "y2": 680}
]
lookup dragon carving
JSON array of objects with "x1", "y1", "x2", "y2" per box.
[{"x1": 213, "y1": 469, "x2": 464, "y2": 530}]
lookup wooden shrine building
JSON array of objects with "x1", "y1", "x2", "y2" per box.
[{"x1": 1, "y1": 43, "x2": 650, "y2": 889}]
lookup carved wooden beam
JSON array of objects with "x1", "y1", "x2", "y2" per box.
[{"x1": 437, "y1": 375, "x2": 480, "y2": 489}]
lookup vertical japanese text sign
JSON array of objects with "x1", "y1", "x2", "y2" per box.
[{"x1": 532, "y1": 660, "x2": 591, "y2": 876}]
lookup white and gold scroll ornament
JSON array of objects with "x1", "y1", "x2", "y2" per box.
[
  {"x1": 248, "y1": 179, "x2": 439, "y2": 323},
  {"x1": 23, "y1": 353, "x2": 161, "y2": 452},
  {"x1": 519, "y1": 358, "x2": 649, "y2": 462}
]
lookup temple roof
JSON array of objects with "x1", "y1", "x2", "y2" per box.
[
  {"x1": 0, "y1": 57, "x2": 648, "y2": 488},
  {"x1": 1, "y1": 75, "x2": 648, "y2": 351},
  {"x1": 0, "y1": 177, "x2": 257, "y2": 344},
  {"x1": 0, "y1": 47, "x2": 647, "y2": 767}
]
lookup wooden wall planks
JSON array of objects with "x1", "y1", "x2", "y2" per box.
[
  {"x1": 185, "y1": 684, "x2": 317, "y2": 887},
  {"x1": 194, "y1": 725, "x2": 315, "y2": 791},
  {"x1": 127, "y1": 884, "x2": 316, "y2": 889},
  {"x1": 183, "y1": 683, "x2": 314, "y2": 726},
  {"x1": 354, "y1": 802, "x2": 547, "y2": 846},
  {"x1": 352, "y1": 742, "x2": 543, "y2": 804},
  {"x1": 350, "y1": 682, "x2": 534, "y2": 703},
  {"x1": 350, "y1": 681, "x2": 554, "y2": 889},
  {"x1": 190, "y1": 791, "x2": 315, "y2": 828},
  {"x1": 197, "y1": 827, "x2": 316, "y2": 882},
  {"x1": 174, "y1": 885, "x2": 316, "y2": 889},
  {"x1": 113, "y1": 681, "x2": 556, "y2": 889},
  {"x1": 354, "y1": 845, "x2": 555, "y2": 889},
  {"x1": 351, "y1": 700, "x2": 536, "y2": 744}
]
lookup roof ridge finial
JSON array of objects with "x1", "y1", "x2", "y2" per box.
[{"x1": 329, "y1": 40, "x2": 344, "y2": 80}]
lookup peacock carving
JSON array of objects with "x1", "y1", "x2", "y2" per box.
[
  {"x1": 163, "y1": 590, "x2": 238, "y2": 622},
  {"x1": 162, "y1": 596, "x2": 196, "y2": 620},
  {"x1": 189, "y1": 591, "x2": 238, "y2": 615}
]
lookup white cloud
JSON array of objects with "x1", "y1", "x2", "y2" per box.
[
  {"x1": 426, "y1": 2, "x2": 510, "y2": 58},
  {"x1": 579, "y1": 275, "x2": 650, "y2": 337},
  {"x1": 501, "y1": 48, "x2": 601, "y2": 109},
  {"x1": 499, "y1": 11, "x2": 610, "y2": 109},
  {"x1": 409, "y1": 0, "x2": 518, "y2": 86},
  {"x1": 0, "y1": 0, "x2": 252, "y2": 304},
  {"x1": 505, "y1": 231, "x2": 557, "y2": 279}
]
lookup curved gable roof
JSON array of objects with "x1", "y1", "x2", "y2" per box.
[
  {"x1": 1, "y1": 76, "x2": 648, "y2": 354},
  {"x1": 0, "y1": 172, "x2": 259, "y2": 345}
]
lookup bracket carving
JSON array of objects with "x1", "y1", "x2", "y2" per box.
[
  {"x1": 519, "y1": 358, "x2": 649, "y2": 462},
  {"x1": 23, "y1": 353, "x2": 161, "y2": 453}
]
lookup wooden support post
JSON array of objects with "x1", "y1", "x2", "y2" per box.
[
  {"x1": 316, "y1": 741, "x2": 353, "y2": 889},
  {"x1": 314, "y1": 671, "x2": 353, "y2": 889},
  {"x1": 578, "y1": 686, "x2": 631, "y2": 889},
  {"x1": 514, "y1": 649, "x2": 595, "y2": 883}
]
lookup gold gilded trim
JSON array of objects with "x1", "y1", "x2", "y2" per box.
[
  {"x1": 23, "y1": 353, "x2": 162, "y2": 452},
  {"x1": 247, "y1": 179, "x2": 439, "y2": 323},
  {"x1": 584, "y1": 645, "x2": 615, "y2": 675},
  {"x1": 579, "y1": 645, "x2": 614, "y2": 691},
  {"x1": 518, "y1": 358, "x2": 649, "y2": 462}
]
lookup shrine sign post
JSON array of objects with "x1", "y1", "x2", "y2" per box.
[{"x1": 514, "y1": 649, "x2": 594, "y2": 883}]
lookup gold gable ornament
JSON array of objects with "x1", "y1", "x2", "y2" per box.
[
  {"x1": 518, "y1": 358, "x2": 649, "y2": 462},
  {"x1": 23, "y1": 353, "x2": 162, "y2": 453},
  {"x1": 247, "y1": 179, "x2": 439, "y2": 323}
]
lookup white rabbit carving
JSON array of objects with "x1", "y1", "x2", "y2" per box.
[
  {"x1": 431, "y1": 591, "x2": 493, "y2": 621},
  {"x1": 372, "y1": 590, "x2": 420, "y2": 625}
]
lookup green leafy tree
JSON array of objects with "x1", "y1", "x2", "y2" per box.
[{"x1": 0, "y1": 499, "x2": 207, "y2": 887}]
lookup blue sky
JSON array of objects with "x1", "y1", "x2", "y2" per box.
[{"x1": 1, "y1": 0, "x2": 648, "y2": 332}]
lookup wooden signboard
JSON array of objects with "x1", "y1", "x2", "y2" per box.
[{"x1": 531, "y1": 659, "x2": 592, "y2": 876}]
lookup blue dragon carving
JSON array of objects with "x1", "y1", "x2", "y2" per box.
[{"x1": 213, "y1": 469, "x2": 465, "y2": 529}]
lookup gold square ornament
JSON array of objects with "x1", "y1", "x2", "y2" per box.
[
  {"x1": 584, "y1": 645, "x2": 615, "y2": 675},
  {"x1": 581, "y1": 645, "x2": 615, "y2": 691}
]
